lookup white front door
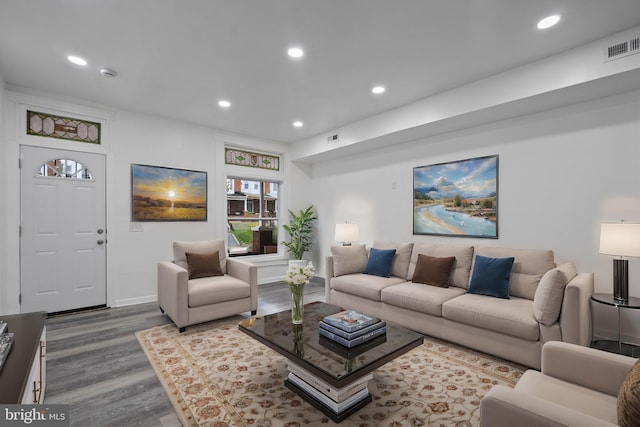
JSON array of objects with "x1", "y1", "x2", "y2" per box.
[{"x1": 20, "y1": 146, "x2": 107, "y2": 313}]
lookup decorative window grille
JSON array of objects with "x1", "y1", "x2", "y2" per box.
[
  {"x1": 27, "y1": 110, "x2": 101, "y2": 144},
  {"x1": 225, "y1": 148, "x2": 279, "y2": 171},
  {"x1": 36, "y1": 159, "x2": 93, "y2": 180}
]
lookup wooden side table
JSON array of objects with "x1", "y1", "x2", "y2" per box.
[{"x1": 590, "y1": 293, "x2": 640, "y2": 357}]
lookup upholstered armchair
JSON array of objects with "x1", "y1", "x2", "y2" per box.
[
  {"x1": 158, "y1": 239, "x2": 258, "y2": 332},
  {"x1": 480, "y1": 341, "x2": 639, "y2": 427}
]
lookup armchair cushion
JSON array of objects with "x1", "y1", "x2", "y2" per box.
[
  {"x1": 174, "y1": 240, "x2": 226, "y2": 272},
  {"x1": 188, "y1": 275, "x2": 251, "y2": 308},
  {"x1": 618, "y1": 359, "x2": 640, "y2": 427},
  {"x1": 186, "y1": 251, "x2": 223, "y2": 279}
]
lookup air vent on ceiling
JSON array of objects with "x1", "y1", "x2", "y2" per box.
[
  {"x1": 326, "y1": 133, "x2": 339, "y2": 143},
  {"x1": 604, "y1": 36, "x2": 640, "y2": 62}
]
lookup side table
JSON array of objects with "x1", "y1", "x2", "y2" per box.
[{"x1": 590, "y1": 293, "x2": 640, "y2": 357}]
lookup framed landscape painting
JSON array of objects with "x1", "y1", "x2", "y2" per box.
[
  {"x1": 413, "y1": 155, "x2": 498, "y2": 238},
  {"x1": 131, "y1": 164, "x2": 207, "y2": 221}
]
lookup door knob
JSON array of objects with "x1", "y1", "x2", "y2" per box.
[
  {"x1": 97, "y1": 229, "x2": 104, "y2": 234},
  {"x1": 97, "y1": 239, "x2": 104, "y2": 245}
]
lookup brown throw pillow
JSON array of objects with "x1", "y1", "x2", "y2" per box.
[
  {"x1": 412, "y1": 254, "x2": 455, "y2": 288},
  {"x1": 618, "y1": 359, "x2": 640, "y2": 426},
  {"x1": 185, "y1": 251, "x2": 223, "y2": 279}
]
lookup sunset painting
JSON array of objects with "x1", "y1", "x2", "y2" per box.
[
  {"x1": 413, "y1": 155, "x2": 498, "y2": 238},
  {"x1": 131, "y1": 164, "x2": 207, "y2": 221}
]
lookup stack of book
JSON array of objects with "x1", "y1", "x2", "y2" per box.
[
  {"x1": 0, "y1": 321, "x2": 14, "y2": 373},
  {"x1": 287, "y1": 361, "x2": 372, "y2": 414},
  {"x1": 319, "y1": 310, "x2": 386, "y2": 348}
]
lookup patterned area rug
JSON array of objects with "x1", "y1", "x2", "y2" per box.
[{"x1": 136, "y1": 319, "x2": 525, "y2": 427}]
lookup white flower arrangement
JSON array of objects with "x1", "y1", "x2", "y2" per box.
[{"x1": 285, "y1": 262, "x2": 315, "y2": 286}]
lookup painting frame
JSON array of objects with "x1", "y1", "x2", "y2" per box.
[
  {"x1": 413, "y1": 155, "x2": 498, "y2": 238},
  {"x1": 131, "y1": 163, "x2": 207, "y2": 222}
]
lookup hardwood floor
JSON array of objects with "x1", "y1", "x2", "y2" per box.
[{"x1": 44, "y1": 279, "x2": 326, "y2": 427}]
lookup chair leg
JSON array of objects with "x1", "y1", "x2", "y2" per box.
[
  {"x1": 251, "y1": 310, "x2": 257, "y2": 315},
  {"x1": 179, "y1": 326, "x2": 186, "y2": 333}
]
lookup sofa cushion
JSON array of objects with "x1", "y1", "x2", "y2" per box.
[
  {"x1": 412, "y1": 254, "x2": 456, "y2": 288},
  {"x1": 364, "y1": 248, "x2": 397, "y2": 277},
  {"x1": 330, "y1": 273, "x2": 405, "y2": 301},
  {"x1": 408, "y1": 242, "x2": 474, "y2": 288},
  {"x1": 174, "y1": 240, "x2": 226, "y2": 272},
  {"x1": 186, "y1": 251, "x2": 224, "y2": 279},
  {"x1": 188, "y1": 275, "x2": 250, "y2": 307},
  {"x1": 330, "y1": 245, "x2": 368, "y2": 277},
  {"x1": 474, "y1": 246, "x2": 555, "y2": 300},
  {"x1": 373, "y1": 241, "x2": 414, "y2": 279},
  {"x1": 443, "y1": 293, "x2": 539, "y2": 340},
  {"x1": 468, "y1": 255, "x2": 514, "y2": 299},
  {"x1": 533, "y1": 262, "x2": 577, "y2": 326},
  {"x1": 618, "y1": 359, "x2": 640, "y2": 427},
  {"x1": 382, "y1": 281, "x2": 466, "y2": 316}
]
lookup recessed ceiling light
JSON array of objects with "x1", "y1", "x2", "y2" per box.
[
  {"x1": 287, "y1": 47, "x2": 304, "y2": 58},
  {"x1": 68, "y1": 55, "x2": 87, "y2": 66},
  {"x1": 293, "y1": 121, "x2": 304, "y2": 128},
  {"x1": 372, "y1": 86, "x2": 386, "y2": 95},
  {"x1": 218, "y1": 100, "x2": 231, "y2": 108},
  {"x1": 537, "y1": 15, "x2": 561, "y2": 29}
]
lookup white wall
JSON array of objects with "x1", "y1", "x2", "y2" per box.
[
  {"x1": 0, "y1": 72, "x2": 6, "y2": 314},
  {"x1": 0, "y1": 91, "x2": 297, "y2": 314},
  {"x1": 311, "y1": 89, "x2": 640, "y2": 342}
]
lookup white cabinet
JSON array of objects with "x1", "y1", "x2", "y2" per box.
[{"x1": 20, "y1": 326, "x2": 46, "y2": 404}]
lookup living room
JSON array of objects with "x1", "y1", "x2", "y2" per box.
[{"x1": 1, "y1": 1, "x2": 640, "y2": 425}]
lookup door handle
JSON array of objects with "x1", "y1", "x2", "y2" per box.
[
  {"x1": 97, "y1": 239, "x2": 104, "y2": 245},
  {"x1": 97, "y1": 229, "x2": 104, "y2": 234}
]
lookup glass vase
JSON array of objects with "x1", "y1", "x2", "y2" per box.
[{"x1": 289, "y1": 282, "x2": 305, "y2": 324}]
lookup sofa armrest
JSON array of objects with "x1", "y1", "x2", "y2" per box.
[
  {"x1": 541, "y1": 341, "x2": 635, "y2": 396},
  {"x1": 560, "y1": 272, "x2": 594, "y2": 346},
  {"x1": 481, "y1": 385, "x2": 617, "y2": 427},
  {"x1": 325, "y1": 256, "x2": 335, "y2": 303},
  {"x1": 157, "y1": 261, "x2": 189, "y2": 328},
  {"x1": 226, "y1": 258, "x2": 258, "y2": 311}
]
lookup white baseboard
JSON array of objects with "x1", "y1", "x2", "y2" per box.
[{"x1": 115, "y1": 295, "x2": 158, "y2": 307}]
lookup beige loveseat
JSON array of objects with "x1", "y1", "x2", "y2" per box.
[
  {"x1": 325, "y1": 241, "x2": 594, "y2": 369},
  {"x1": 158, "y1": 239, "x2": 258, "y2": 332}
]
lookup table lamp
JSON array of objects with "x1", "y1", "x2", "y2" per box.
[
  {"x1": 599, "y1": 222, "x2": 640, "y2": 302},
  {"x1": 335, "y1": 223, "x2": 360, "y2": 246}
]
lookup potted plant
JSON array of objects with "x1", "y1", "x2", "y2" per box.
[{"x1": 282, "y1": 205, "x2": 317, "y2": 261}]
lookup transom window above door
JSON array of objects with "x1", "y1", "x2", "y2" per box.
[{"x1": 36, "y1": 158, "x2": 93, "y2": 180}]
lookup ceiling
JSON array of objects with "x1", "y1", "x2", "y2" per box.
[{"x1": 1, "y1": 0, "x2": 640, "y2": 143}]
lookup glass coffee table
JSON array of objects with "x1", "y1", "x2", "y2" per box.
[{"x1": 238, "y1": 301, "x2": 423, "y2": 422}]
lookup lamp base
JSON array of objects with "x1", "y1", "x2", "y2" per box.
[{"x1": 613, "y1": 258, "x2": 629, "y2": 302}]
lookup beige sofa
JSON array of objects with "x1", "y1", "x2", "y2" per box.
[
  {"x1": 480, "y1": 341, "x2": 637, "y2": 426},
  {"x1": 158, "y1": 239, "x2": 258, "y2": 332},
  {"x1": 325, "y1": 241, "x2": 594, "y2": 369}
]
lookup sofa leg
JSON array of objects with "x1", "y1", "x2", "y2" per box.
[
  {"x1": 251, "y1": 310, "x2": 257, "y2": 315},
  {"x1": 178, "y1": 326, "x2": 186, "y2": 333},
  {"x1": 159, "y1": 306, "x2": 165, "y2": 314}
]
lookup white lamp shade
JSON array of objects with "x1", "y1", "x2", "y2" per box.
[
  {"x1": 599, "y1": 222, "x2": 640, "y2": 257},
  {"x1": 335, "y1": 223, "x2": 360, "y2": 243}
]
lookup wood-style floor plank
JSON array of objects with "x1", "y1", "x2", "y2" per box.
[{"x1": 44, "y1": 279, "x2": 326, "y2": 427}]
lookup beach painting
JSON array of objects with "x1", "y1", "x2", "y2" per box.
[
  {"x1": 413, "y1": 155, "x2": 498, "y2": 238},
  {"x1": 131, "y1": 164, "x2": 207, "y2": 221}
]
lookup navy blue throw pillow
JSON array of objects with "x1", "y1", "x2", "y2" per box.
[
  {"x1": 363, "y1": 248, "x2": 397, "y2": 278},
  {"x1": 467, "y1": 255, "x2": 515, "y2": 299}
]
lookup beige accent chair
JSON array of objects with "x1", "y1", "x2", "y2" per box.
[
  {"x1": 158, "y1": 240, "x2": 258, "y2": 332},
  {"x1": 480, "y1": 341, "x2": 636, "y2": 426}
]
